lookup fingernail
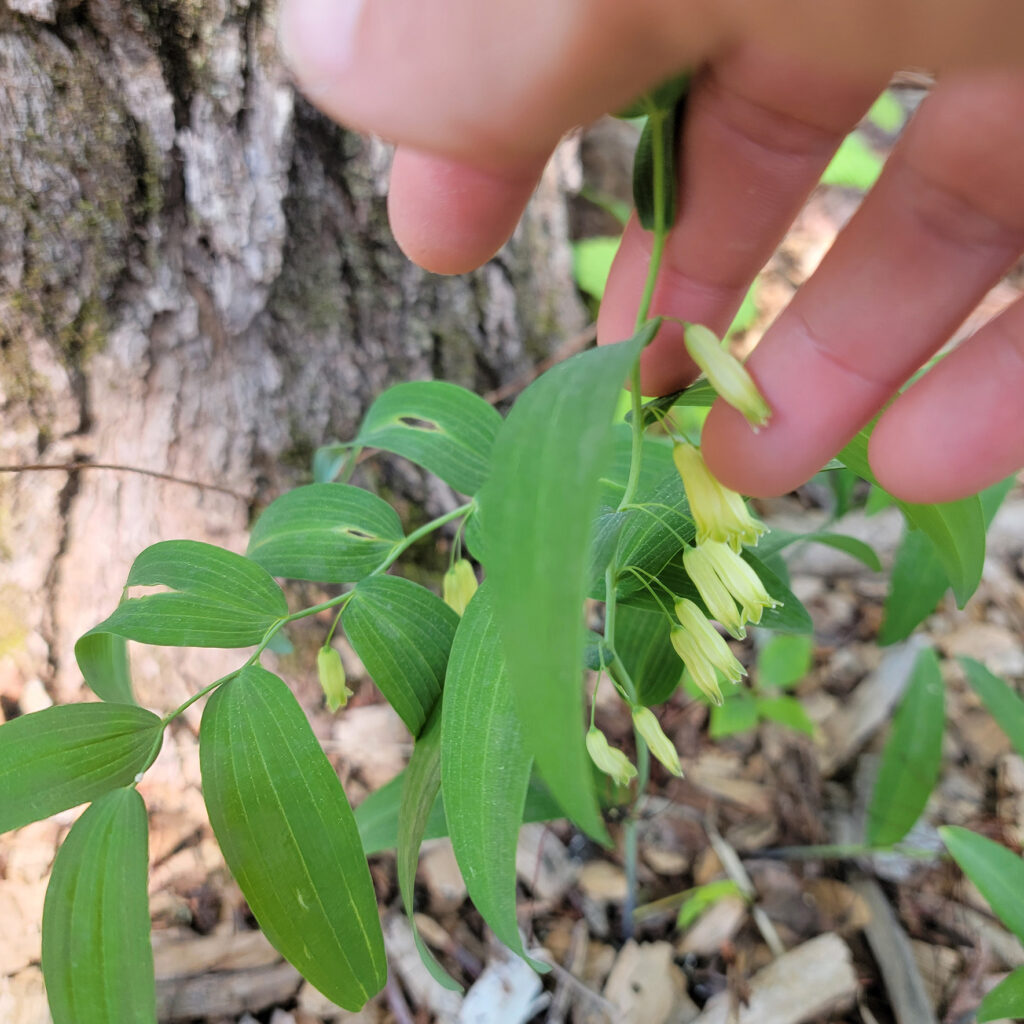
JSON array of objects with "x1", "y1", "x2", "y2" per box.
[{"x1": 278, "y1": 0, "x2": 364, "y2": 80}]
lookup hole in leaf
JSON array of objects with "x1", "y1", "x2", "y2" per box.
[
  {"x1": 397, "y1": 415, "x2": 442, "y2": 432},
  {"x1": 341, "y1": 527, "x2": 377, "y2": 540}
]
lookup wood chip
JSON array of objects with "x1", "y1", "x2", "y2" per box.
[
  {"x1": 296, "y1": 979, "x2": 383, "y2": 1021},
  {"x1": 383, "y1": 913, "x2": 463, "y2": 1021},
  {"x1": 419, "y1": 839, "x2": 468, "y2": 912},
  {"x1": 819, "y1": 636, "x2": 930, "y2": 776},
  {"x1": 603, "y1": 940, "x2": 683, "y2": 1024},
  {"x1": 515, "y1": 823, "x2": 579, "y2": 903},
  {"x1": 939, "y1": 621, "x2": 1024, "y2": 678},
  {"x1": 156, "y1": 959, "x2": 302, "y2": 1021},
  {"x1": 0, "y1": 879, "x2": 46, "y2": 975},
  {"x1": 677, "y1": 896, "x2": 748, "y2": 956},
  {"x1": 852, "y1": 876, "x2": 939, "y2": 1024},
  {"x1": 691, "y1": 933, "x2": 859, "y2": 1024},
  {"x1": 457, "y1": 944, "x2": 549, "y2": 1023},
  {"x1": 909, "y1": 940, "x2": 961, "y2": 1012},
  {"x1": 152, "y1": 927, "x2": 283, "y2": 979},
  {"x1": 330, "y1": 704, "x2": 410, "y2": 790},
  {"x1": 579, "y1": 860, "x2": 628, "y2": 903}
]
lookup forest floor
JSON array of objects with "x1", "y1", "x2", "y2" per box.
[{"x1": 3, "y1": 103, "x2": 1024, "y2": 1024}]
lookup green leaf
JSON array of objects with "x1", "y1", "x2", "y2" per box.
[
  {"x1": 755, "y1": 696, "x2": 815, "y2": 736},
  {"x1": 84, "y1": 541, "x2": 288, "y2": 649},
  {"x1": 42, "y1": 788, "x2": 156, "y2": 1024},
  {"x1": 839, "y1": 431, "x2": 985, "y2": 607},
  {"x1": 676, "y1": 880, "x2": 744, "y2": 930},
  {"x1": 726, "y1": 281, "x2": 759, "y2": 338},
  {"x1": 821, "y1": 132, "x2": 884, "y2": 190},
  {"x1": 441, "y1": 585, "x2": 543, "y2": 968},
  {"x1": 615, "y1": 603, "x2": 681, "y2": 706},
  {"x1": 743, "y1": 552, "x2": 813, "y2": 635},
  {"x1": 201, "y1": 666, "x2": 386, "y2": 1010},
  {"x1": 867, "y1": 647, "x2": 945, "y2": 846},
  {"x1": 878, "y1": 527, "x2": 950, "y2": 644},
  {"x1": 572, "y1": 236, "x2": 621, "y2": 302},
  {"x1": 75, "y1": 632, "x2": 134, "y2": 704},
  {"x1": 632, "y1": 80, "x2": 688, "y2": 230},
  {"x1": 978, "y1": 965, "x2": 1024, "y2": 1023},
  {"x1": 480, "y1": 330, "x2": 649, "y2": 842},
  {"x1": 755, "y1": 528, "x2": 882, "y2": 573},
  {"x1": 353, "y1": 381, "x2": 503, "y2": 495},
  {"x1": 343, "y1": 575, "x2": 458, "y2": 737},
  {"x1": 398, "y1": 704, "x2": 462, "y2": 991},
  {"x1": 355, "y1": 771, "x2": 563, "y2": 857},
  {"x1": 247, "y1": 484, "x2": 403, "y2": 583},
  {"x1": 0, "y1": 703, "x2": 162, "y2": 835},
  {"x1": 940, "y1": 826, "x2": 1024, "y2": 943},
  {"x1": 960, "y1": 657, "x2": 1024, "y2": 759},
  {"x1": 709, "y1": 691, "x2": 759, "y2": 738},
  {"x1": 756, "y1": 634, "x2": 813, "y2": 689}
]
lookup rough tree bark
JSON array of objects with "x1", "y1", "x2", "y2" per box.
[{"x1": 0, "y1": 0, "x2": 585, "y2": 712}]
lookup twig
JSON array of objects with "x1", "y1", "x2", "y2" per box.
[
  {"x1": 547, "y1": 919, "x2": 589, "y2": 1024},
  {"x1": 528, "y1": 947, "x2": 618, "y2": 1020},
  {"x1": 482, "y1": 324, "x2": 597, "y2": 405},
  {"x1": 0, "y1": 461, "x2": 249, "y2": 501}
]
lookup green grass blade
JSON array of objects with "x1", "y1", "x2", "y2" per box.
[
  {"x1": 959, "y1": 657, "x2": 1024, "y2": 759},
  {"x1": 867, "y1": 647, "x2": 945, "y2": 846}
]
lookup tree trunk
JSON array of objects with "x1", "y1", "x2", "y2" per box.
[{"x1": 0, "y1": 0, "x2": 585, "y2": 711}]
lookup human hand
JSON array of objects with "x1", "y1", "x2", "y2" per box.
[{"x1": 279, "y1": 0, "x2": 1024, "y2": 503}]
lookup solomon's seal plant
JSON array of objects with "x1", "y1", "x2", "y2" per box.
[{"x1": 0, "y1": 75, "x2": 1012, "y2": 1021}]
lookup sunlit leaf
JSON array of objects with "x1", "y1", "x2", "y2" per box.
[
  {"x1": 755, "y1": 528, "x2": 882, "y2": 573},
  {"x1": 83, "y1": 541, "x2": 287, "y2": 649},
  {"x1": 709, "y1": 691, "x2": 759, "y2": 738},
  {"x1": 757, "y1": 634, "x2": 813, "y2": 689},
  {"x1": 201, "y1": 666, "x2": 386, "y2": 1010},
  {"x1": 42, "y1": 788, "x2": 156, "y2": 1024},
  {"x1": 397, "y1": 705, "x2": 461, "y2": 991},
  {"x1": 572, "y1": 236, "x2": 620, "y2": 302},
  {"x1": 480, "y1": 330, "x2": 651, "y2": 841},
  {"x1": 441, "y1": 585, "x2": 543, "y2": 967},
  {"x1": 867, "y1": 647, "x2": 945, "y2": 846},
  {"x1": 343, "y1": 575, "x2": 458, "y2": 737},
  {"x1": 0, "y1": 703, "x2": 161, "y2": 835},
  {"x1": 821, "y1": 132, "x2": 884, "y2": 190},
  {"x1": 878, "y1": 527, "x2": 949, "y2": 644},
  {"x1": 353, "y1": 380, "x2": 502, "y2": 495},
  {"x1": 755, "y1": 696, "x2": 815, "y2": 736},
  {"x1": 247, "y1": 484, "x2": 403, "y2": 583}
]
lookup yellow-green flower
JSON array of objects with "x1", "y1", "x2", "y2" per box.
[
  {"x1": 699, "y1": 540, "x2": 780, "y2": 625},
  {"x1": 684, "y1": 322, "x2": 771, "y2": 430},
  {"x1": 632, "y1": 706, "x2": 683, "y2": 777},
  {"x1": 586, "y1": 726, "x2": 637, "y2": 787},
  {"x1": 670, "y1": 598, "x2": 746, "y2": 705},
  {"x1": 672, "y1": 442, "x2": 765, "y2": 551},
  {"x1": 682, "y1": 544, "x2": 746, "y2": 639},
  {"x1": 317, "y1": 645, "x2": 353, "y2": 712},
  {"x1": 443, "y1": 558, "x2": 478, "y2": 616}
]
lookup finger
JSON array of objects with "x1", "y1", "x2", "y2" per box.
[
  {"x1": 702, "y1": 69, "x2": 1024, "y2": 498},
  {"x1": 387, "y1": 148, "x2": 545, "y2": 274},
  {"x1": 869, "y1": 295, "x2": 1024, "y2": 503},
  {"x1": 278, "y1": 0, "x2": 731, "y2": 169},
  {"x1": 597, "y1": 45, "x2": 886, "y2": 392}
]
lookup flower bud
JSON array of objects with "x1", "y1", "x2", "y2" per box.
[
  {"x1": 672, "y1": 442, "x2": 765, "y2": 551},
  {"x1": 683, "y1": 322, "x2": 771, "y2": 430},
  {"x1": 443, "y1": 558, "x2": 478, "y2": 616},
  {"x1": 317, "y1": 645, "x2": 353, "y2": 712},
  {"x1": 670, "y1": 598, "x2": 747, "y2": 705},
  {"x1": 586, "y1": 726, "x2": 637, "y2": 787},
  {"x1": 632, "y1": 706, "x2": 683, "y2": 777}
]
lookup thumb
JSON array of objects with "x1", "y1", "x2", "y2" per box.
[{"x1": 278, "y1": 0, "x2": 728, "y2": 169}]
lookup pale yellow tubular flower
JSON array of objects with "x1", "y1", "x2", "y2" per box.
[
  {"x1": 631, "y1": 706, "x2": 683, "y2": 777},
  {"x1": 683, "y1": 322, "x2": 772, "y2": 430},
  {"x1": 700, "y1": 541, "x2": 781, "y2": 625},
  {"x1": 317, "y1": 645, "x2": 353, "y2": 713},
  {"x1": 674, "y1": 598, "x2": 746, "y2": 685},
  {"x1": 682, "y1": 544, "x2": 746, "y2": 639},
  {"x1": 443, "y1": 558, "x2": 478, "y2": 616},
  {"x1": 586, "y1": 726, "x2": 638, "y2": 787},
  {"x1": 670, "y1": 628, "x2": 724, "y2": 705},
  {"x1": 672, "y1": 442, "x2": 765, "y2": 551}
]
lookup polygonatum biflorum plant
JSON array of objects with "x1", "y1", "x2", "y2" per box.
[{"x1": 0, "y1": 77, "x2": 1014, "y2": 1021}]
